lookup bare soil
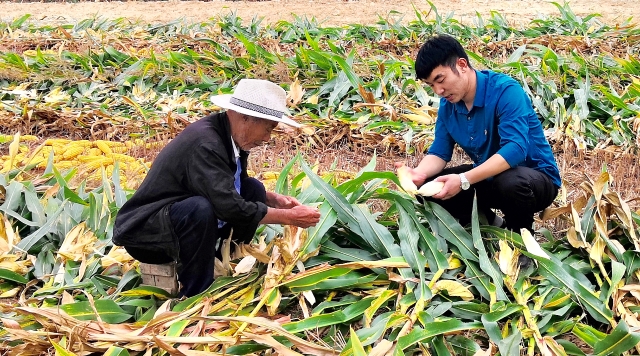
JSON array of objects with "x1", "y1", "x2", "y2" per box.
[{"x1": 0, "y1": 0, "x2": 638, "y2": 27}]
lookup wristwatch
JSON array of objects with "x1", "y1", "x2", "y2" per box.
[{"x1": 459, "y1": 173, "x2": 470, "y2": 190}]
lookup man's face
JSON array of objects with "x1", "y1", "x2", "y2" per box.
[
  {"x1": 234, "y1": 114, "x2": 278, "y2": 150},
  {"x1": 422, "y1": 59, "x2": 471, "y2": 104}
]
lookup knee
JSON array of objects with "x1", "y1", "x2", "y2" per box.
[
  {"x1": 172, "y1": 196, "x2": 215, "y2": 224},
  {"x1": 241, "y1": 177, "x2": 266, "y2": 203}
]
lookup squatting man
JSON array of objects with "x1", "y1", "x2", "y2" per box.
[{"x1": 113, "y1": 79, "x2": 321, "y2": 297}]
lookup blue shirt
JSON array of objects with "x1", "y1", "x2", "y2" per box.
[{"x1": 428, "y1": 70, "x2": 561, "y2": 188}]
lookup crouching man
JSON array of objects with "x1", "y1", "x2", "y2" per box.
[
  {"x1": 401, "y1": 34, "x2": 561, "y2": 232},
  {"x1": 113, "y1": 79, "x2": 320, "y2": 297}
]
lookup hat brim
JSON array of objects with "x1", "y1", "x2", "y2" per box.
[{"x1": 211, "y1": 94, "x2": 302, "y2": 128}]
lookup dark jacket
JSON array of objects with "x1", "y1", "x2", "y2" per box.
[{"x1": 112, "y1": 112, "x2": 269, "y2": 260}]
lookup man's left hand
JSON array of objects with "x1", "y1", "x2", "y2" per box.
[
  {"x1": 432, "y1": 174, "x2": 462, "y2": 200},
  {"x1": 267, "y1": 192, "x2": 302, "y2": 209}
]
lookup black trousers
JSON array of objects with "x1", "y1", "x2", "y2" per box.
[
  {"x1": 126, "y1": 177, "x2": 267, "y2": 297},
  {"x1": 421, "y1": 165, "x2": 558, "y2": 232}
]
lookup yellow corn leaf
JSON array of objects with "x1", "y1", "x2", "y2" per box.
[
  {"x1": 402, "y1": 113, "x2": 435, "y2": 126},
  {"x1": 287, "y1": 79, "x2": 305, "y2": 107},
  {"x1": 306, "y1": 94, "x2": 319, "y2": 105},
  {"x1": 497, "y1": 240, "x2": 519, "y2": 278},
  {"x1": 543, "y1": 294, "x2": 571, "y2": 309},
  {"x1": 432, "y1": 280, "x2": 474, "y2": 301},
  {"x1": 521, "y1": 229, "x2": 549, "y2": 259},
  {"x1": 0, "y1": 287, "x2": 20, "y2": 298},
  {"x1": 233, "y1": 255, "x2": 257, "y2": 276},
  {"x1": 44, "y1": 87, "x2": 71, "y2": 104},
  {"x1": 592, "y1": 171, "x2": 610, "y2": 201},
  {"x1": 101, "y1": 246, "x2": 134, "y2": 268},
  {"x1": 57, "y1": 223, "x2": 97, "y2": 262},
  {"x1": 540, "y1": 205, "x2": 571, "y2": 221},
  {"x1": 338, "y1": 258, "x2": 410, "y2": 269},
  {"x1": 567, "y1": 226, "x2": 588, "y2": 249},
  {"x1": 8, "y1": 132, "x2": 20, "y2": 170},
  {"x1": 243, "y1": 332, "x2": 303, "y2": 356},
  {"x1": 369, "y1": 339, "x2": 394, "y2": 356},
  {"x1": 0, "y1": 257, "x2": 31, "y2": 275},
  {"x1": 571, "y1": 204, "x2": 586, "y2": 243}
]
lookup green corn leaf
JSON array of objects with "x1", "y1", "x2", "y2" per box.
[
  {"x1": 397, "y1": 204, "x2": 430, "y2": 300},
  {"x1": 281, "y1": 266, "x2": 351, "y2": 290},
  {"x1": 497, "y1": 330, "x2": 523, "y2": 356},
  {"x1": 283, "y1": 297, "x2": 375, "y2": 333},
  {"x1": 118, "y1": 285, "x2": 173, "y2": 299},
  {"x1": 302, "y1": 201, "x2": 338, "y2": 256},
  {"x1": 59, "y1": 299, "x2": 132, "y2": 324},
  {"x1": 393, "y1": 196, "x2": 449, "y2": 273},
  {"x1": 431, "y1": 335, "x2": 453, "y2": 356},
  {"x1": 525, "y1": 250, "x2": 614, "y2": 324},
  {"x1": 275, "y1": 154, "x2": 298, "y2": 196},
  {"x1": 299, "y1": 159, "x2": 358, "y2": 225},
  {"x1": 16, "y1": 201, "x2": 66, "y2": 252},
  {"x1": 289, "y1": 271, "x2": 378, "y2": 292},
  {"x1": 572, "y1": 323, "x2": 607, "y2": 348},
  {"x1": 0, "y1": 268, "x2": 29, "y2": 284},
  {"x1": 593, "y1": 321, "x2": 640, "y2": 356},
  {"x1": 103, "y1": 346, "x2": 131, "y2": 356},
  {"x1": 470, "y1": 197, "x2": 508, "y2": 300},
  {"x1": 396, "y1": 320, "x2": 484, "y2": 350},
  {"x1": 321, "y1": 240, "x2": 375, "y2": 262},
  {"x1": 481, "y1": 304, "x2": 524, "y2": 342},
  {"x1": 427, "y1": 202, "x2": 479, "y2": 262},
  {"x1": 347, "y1": 327, "x2": 367, "y2": 356},
  {"x1": 50, "y1": 338, "x2": 77, "y2": 356}
]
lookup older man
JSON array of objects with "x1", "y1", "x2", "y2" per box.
[
  {"x1": 401, "y1": 34, "x2": 561, "y2": 232},
  {"x1": 114, "y1": 79, "x2": 320, "y2": 297}
]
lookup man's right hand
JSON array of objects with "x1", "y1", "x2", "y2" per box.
[
  {"x1": 261, "y1": 205, "x2": 321, "y2": 228},
  {"x1": 287, "y1": 205, "x2": 321, "y2": 228},
  {"x1": 394, "y1": 162, "x2": 428, "y2": 187}
]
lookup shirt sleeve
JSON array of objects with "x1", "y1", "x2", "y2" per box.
[
  {"x1": 427, "y1": 103, "x2": 455, "y2": 162},
  {"x1": 495, "y1": 83, "x2": 530, "y2": 167},
  {"x1": 187, "y1": 142, "x2": 268, "y2": 228}
]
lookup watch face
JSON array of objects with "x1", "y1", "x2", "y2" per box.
[{"x1": 462, "y1": 181, "x2": 470, "y2": 190}]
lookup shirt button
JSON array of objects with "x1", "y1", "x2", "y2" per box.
[
  {"x1": 467, "y1": 116, "x2": 471, "y2": 120},
  {"x1": 470, "y1": 137, "x2": 474, "y2": 140}
]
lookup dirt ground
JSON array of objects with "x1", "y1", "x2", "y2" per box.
[{"x1": 0, "y1": 0, "x2": 638, "y2": 26}]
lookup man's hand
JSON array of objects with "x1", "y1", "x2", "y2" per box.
[
  {"x1": 394, "y1": 162, "x2": 428, "y2": 187},
  {"x1": 286, "y1": 205, "x2": 321, "y2": 228},
  {"x1": 266, "y1": 192, "x2": 301, "y2": 209},
  {"x1": 431, "y1": 174, "x2": 462, "y2": 200}
]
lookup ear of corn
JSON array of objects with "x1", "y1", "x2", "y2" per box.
[
  {"x1": 417, "y1": 180, "x2": 444, "y2": 197},
  {"x1": 396, "y1": 165, "x2": 418, "y2": 195}
]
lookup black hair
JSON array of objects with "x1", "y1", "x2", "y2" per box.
[{"x1": 415, "y1": 34, "x2": 471, "y2": 80}]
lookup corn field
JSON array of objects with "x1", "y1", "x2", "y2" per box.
[{"x1": 1, "y1": 2, "x2": 640, "y2": 355}]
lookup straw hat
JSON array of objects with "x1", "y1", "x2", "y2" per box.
[{"x1": 211, "y1": 79, "x2": 301, "y2": 128}]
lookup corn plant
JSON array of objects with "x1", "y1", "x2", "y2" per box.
[
  {"x1": 0, "y1": 154, "x2": 639, "y2": 355},
  {"x1": 2, "y1": 5, "x2": 639, "y2": 150}
]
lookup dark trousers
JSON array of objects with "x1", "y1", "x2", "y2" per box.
[
  {"x1": 422, "y1": 165, "x2": 558, "y2": 232},
  {"x1": 126, "y1": 177, "x2": 266, "y2": 297}
]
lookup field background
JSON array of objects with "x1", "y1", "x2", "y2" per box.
[
  {"x1": 2, "y1": 0, "x2": 639, "y2": 27},
  {"x1": 1, "y1": 1, "x2": 640, "y2": 355}
]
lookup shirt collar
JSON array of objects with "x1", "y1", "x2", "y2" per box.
[
  {"x1": 473, "y1": 69, "x2": 487, "y2": 108},
  {"x1": 453, "y1": 70, "x2": 487, "y2": 114},
  {"x1": 230, "y1": 136, "x2": 240, "y2": 159}
]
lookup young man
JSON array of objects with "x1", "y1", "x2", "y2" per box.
[
  {"x1": 113, "y1": 79, "x2": 321, "y2": 297},
  {"x1": 402, "y1": 34, "x2": 561, "y2": 232}
]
